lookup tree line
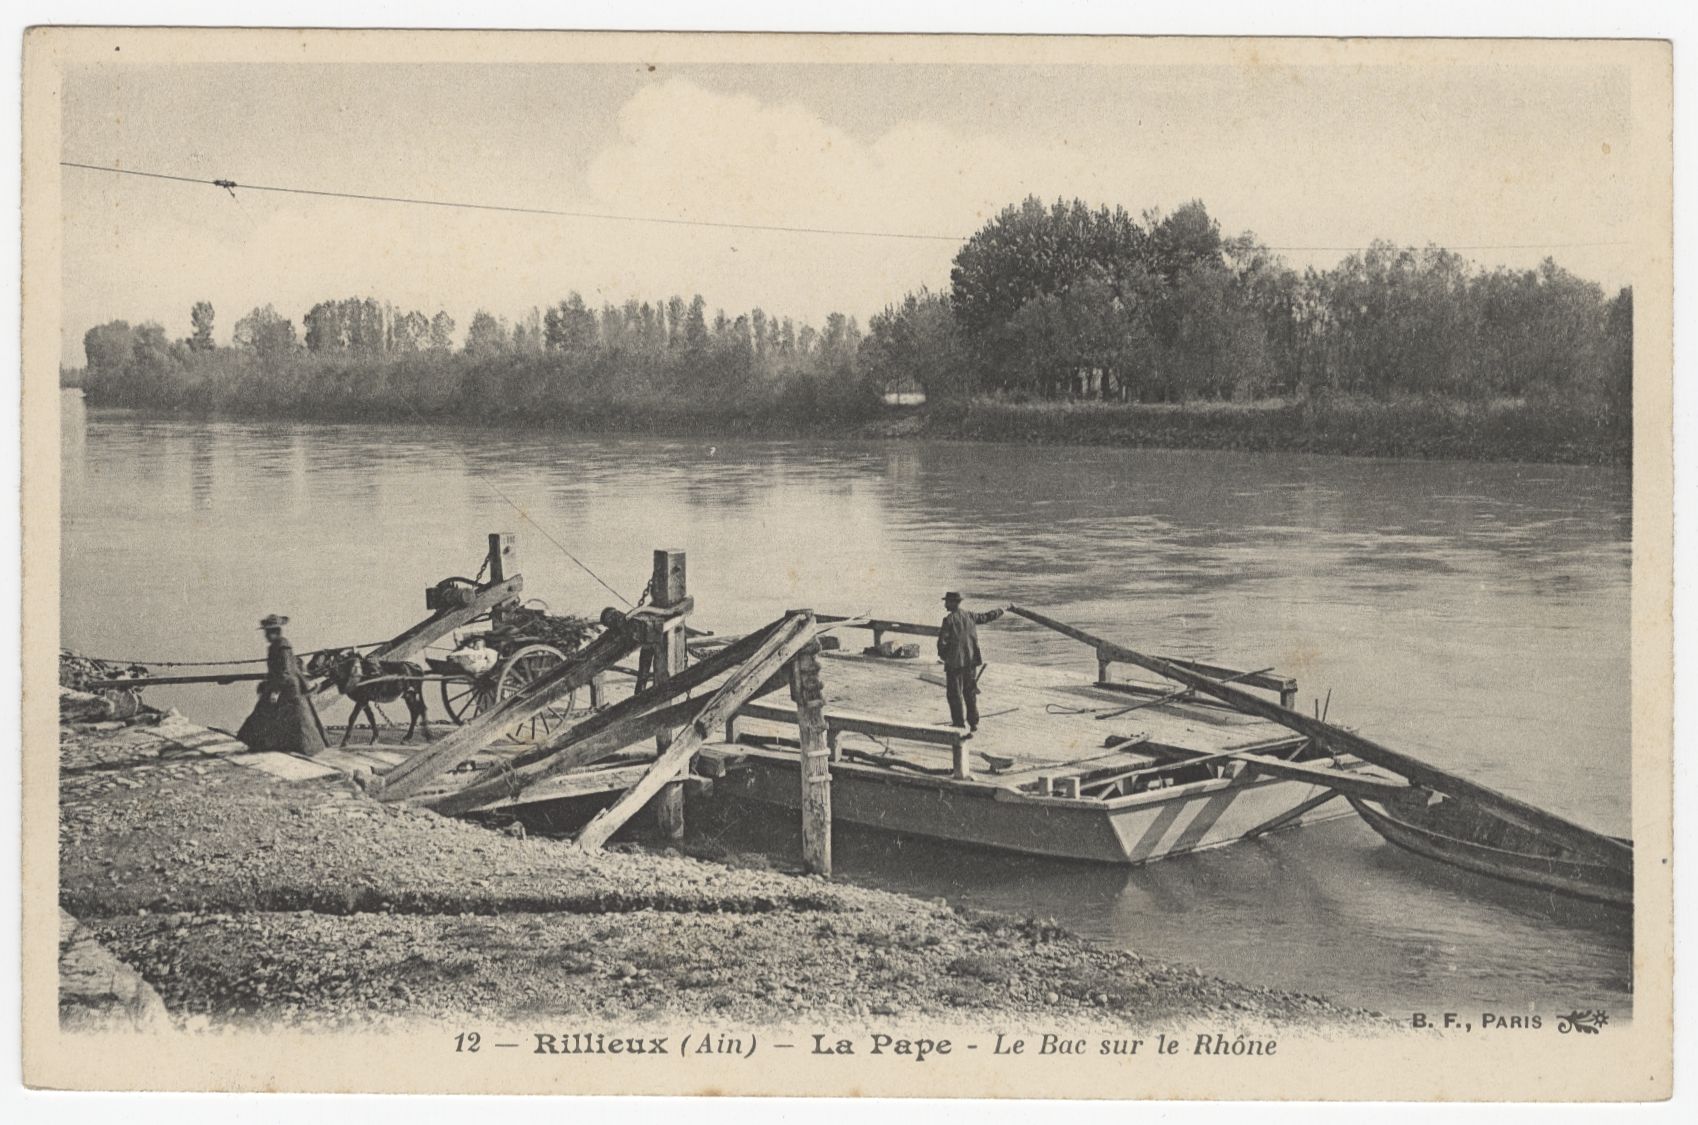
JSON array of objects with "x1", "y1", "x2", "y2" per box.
[
  {"x1": 76, "y1": 291, "x2": 873, "y2": 425},
  {"x1": 73, "y1": 194, "x2": 1632, "y2": 436},
  {"x1": 875, "y1": 197, "x2": 1630, "y2": 422}
]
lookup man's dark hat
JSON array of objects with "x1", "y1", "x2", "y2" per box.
[
  {"x1": 259, "y1": 614, "x2": 290, "y2": 630},
  {"x1": 942, "y1": 591, "x2": 963, "y2": 603}
]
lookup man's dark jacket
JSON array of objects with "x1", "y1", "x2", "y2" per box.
[{"x1": 937, "y1": 606, "x2": 1003, "y2": 669}]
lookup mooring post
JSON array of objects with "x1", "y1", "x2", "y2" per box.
[
  {"x1": 650, "y1": 548, "x2": 689, "y2": 839},
  {"x1": 788, "y1": 612, "x2": 832, "y2": 877}
]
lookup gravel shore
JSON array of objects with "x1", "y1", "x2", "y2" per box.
[{"x1": 58, "y1": 698, "x2": 1376, "y2": 1032}]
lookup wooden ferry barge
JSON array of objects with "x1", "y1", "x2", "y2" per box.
[
  {"x1": 703, "y1": 625, "x2": 1372, "y2": 865},
  {"x1": 88, "y1": 532, "x2": 1629, "y2": 904}
]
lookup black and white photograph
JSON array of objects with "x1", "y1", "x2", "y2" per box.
[{"x1": 20, "y1": 26, "x2": 1674, "y2": 1100}]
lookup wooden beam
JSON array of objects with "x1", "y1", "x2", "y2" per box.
[
  {"x1": 815, "y1": 614, "x2": 941, "y2": 639},
  {"x1": 422, "y1": 695, "x2": 701, "y2": 815},
  {"x1": 732, "y1": 701, "x2": 964, "y2": 750},
  {"x1": 313, "y1": 575, "x2": 523, "y2": 699},
  {"x1": 1147, "y1": 655, "x2": 1295, "y2": 700},
  {"x1": 1093, "y1": 666, "x2": 1277, "y2": 721},
  {"x1": 421, "y1": 619, "x2": 792, "y2": 814},
  {"x1": 1007, "y1": 605, "x2": 1632, "y2": 869},
  {"x1": 371, "y1": 624, "x2": 638, "y2": 801},
  {"x1": 789, "y1": 622, "x2": 831, "y2": 876},
  {"x1": 574, "y1": 613, "x2": 817, "y2": 852},
  {"x1": 482, "y1": 762, "x2": 659, "y2": 808},
  {"x1": 84, "y1": 672, "x2": 269, "y2": 689},
  {"x1": 1231, "y1": 753, "x2": 1412, "y2": 801},
  {"x1": 1242, "y1": 790, "x2": 1342, "y2": 839}
]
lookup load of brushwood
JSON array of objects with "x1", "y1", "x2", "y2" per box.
[{"x1": 483, "y1": 605, "x2": 600, "y2": 655}]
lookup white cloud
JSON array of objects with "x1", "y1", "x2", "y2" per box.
[{"x1": 59, "y1": 67, "x2": 1636, "y2": 366}]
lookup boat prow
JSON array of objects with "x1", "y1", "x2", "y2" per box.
[{"x1": 1347, "y1": 794, "x2": 1632, "y2": 910}]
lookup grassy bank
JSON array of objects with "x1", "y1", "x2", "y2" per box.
[
  {"x1": 920, "y1": 396, "x2": 1630, "y2": 466},
  {"x1": 58, "y1": 693, "x2": 1371, "y2": 1031}
]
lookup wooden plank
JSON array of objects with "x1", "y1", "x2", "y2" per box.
[
  {"x1": 1093, "y1": 666, "x2": 1276, "y2": 721},
  {"x1": 1079, "y1": 744, "x2": 1253, "y2": 795},
  {"x1": 1231, "y1": 753, "x2": 1411, "y2": 801},
  {"x1": 420, "y1": 619, "x2": 793, "y2": 814},
  {"x1": 1008, "y1": 605, "x2": 1632, "y2": 868},
  {"x1": 733, "y1": 701, "x2": 963, "y2": 749},
  {"x1": 1146, "y1": 655, "x2": 1295, "y2": 698},
  {"x1": 84, "y1": 672, "x2": 269, "y2": 689},
  {"x1": 789, "y1": 626, "x2": 832, "y2": 876},
  {"x1": 1242, "y1": 790, "x2": 1342, "y2": 839},
  {"x1": 423, "y1": 695, "x2": 701, "y2": 814},
  {"x1": 458, "y1": 761, "x2": 656, "y2": 811},
  {"x1": 371, "y1": 624, "x2": 638, "y2": 801},
  {"x1": 313, "y1": 575, "x2": 523, "y2": 699},
  {"x1": 816, "y1": 614, "x2": 941, "y2": 639},
  {"x1": 574, "y1": 613, "x2": 817, "y2": 852}
]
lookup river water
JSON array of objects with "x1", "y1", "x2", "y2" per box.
[{"x1": 60, "y1": 391, "x2": 1633, "y2": 1017}]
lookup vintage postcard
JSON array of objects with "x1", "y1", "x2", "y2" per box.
[{"x1": 19, "y1": 28, "x2": 1673, "y2": 1099}]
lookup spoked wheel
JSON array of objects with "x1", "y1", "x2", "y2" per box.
[
  {"x1": 440, "y1": 674, "x2": 497, "y2": 725},
  {"x1": 494, "y1": 643, "x2": 579, "y2": 743}
]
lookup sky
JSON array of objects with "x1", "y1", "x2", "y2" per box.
[{"x1": 58, "y1": 59, "x2": 1638, "y2": 365}]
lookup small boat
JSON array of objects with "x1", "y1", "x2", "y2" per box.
[
  {"x1": 998, "y1": 606, "x2": 1635, "y2": 910},
  {"x1": 1347, "y1": 793, "x2": 1632, "y2": 909}
]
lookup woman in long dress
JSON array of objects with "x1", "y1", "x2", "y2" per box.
[{"x1": 237, "y1": 615, "x2": 327, "y2": 754}]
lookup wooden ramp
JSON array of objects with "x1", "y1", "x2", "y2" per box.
[{"x1": 317, "y1": 729, "x2": 658, "y2": 807}]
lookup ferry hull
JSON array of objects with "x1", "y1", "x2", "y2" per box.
[{"x1": 719, "y1": 755, "x2": 1355, "y2": 865}]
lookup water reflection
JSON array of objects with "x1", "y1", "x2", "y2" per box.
[{"x1": 60, "y1": 396, "x2": 1633, "y2": 1017}]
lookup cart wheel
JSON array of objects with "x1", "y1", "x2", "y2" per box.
[
  {"x1": 440, "y1": 675, "x2": 496, "y2": 725},
  {"x1": 495, "y1": 643, "x2": 579, "y2": 743}
]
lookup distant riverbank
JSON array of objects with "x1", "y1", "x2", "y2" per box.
[
  {"x1": 915, "y1": 397, "x2": 1630, "y2": 467},
  {"x1": 78, "y1": 392, "x2": 1630, "y2": 467}
]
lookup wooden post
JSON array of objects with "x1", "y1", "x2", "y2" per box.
[
  {"x1": 1096, "y1": 646, "x2": 1112, "y2": 685},
  {"x1": 788, "y1": 618, "x2": 831, "y2": 877},
  {"x1": 575, "y1": 613, "x2": 816, "y2": 852},
  {"x1": 487, "y1": 532, "x2": 517, "y2": 584},
  {"x1": 651, "y1": 549, "x2": 688, "y2": 840}
]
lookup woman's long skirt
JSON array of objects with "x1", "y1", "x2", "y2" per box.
[{"x1": 237, "y1": 677, "x2": 327, "y2": 755}]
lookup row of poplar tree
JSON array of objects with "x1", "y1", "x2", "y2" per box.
[{"x1": 74, "y1": 195, "x2": 1631, "y2": 424}]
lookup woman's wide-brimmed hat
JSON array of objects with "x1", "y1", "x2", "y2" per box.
[{"x1": 258, "y1": 614, "x2": 290, "y2": 630}]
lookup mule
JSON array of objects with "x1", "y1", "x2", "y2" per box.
[{"x1": 307, "y1": 649, "x2": 435, "y2": 746}]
